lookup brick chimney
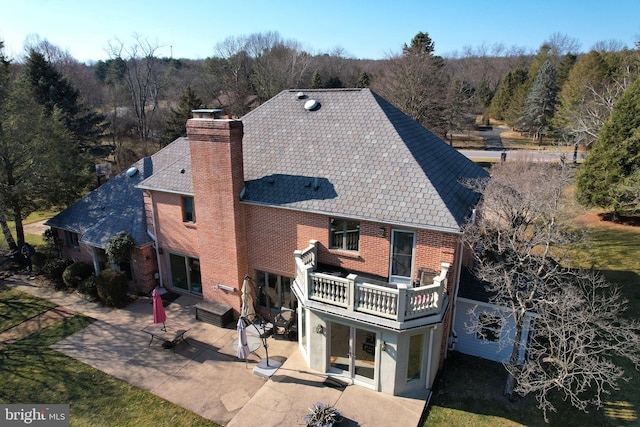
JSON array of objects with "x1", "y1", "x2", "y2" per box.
[{"x1": 186, "y1": 110, "x2": 247, "y2": 312}]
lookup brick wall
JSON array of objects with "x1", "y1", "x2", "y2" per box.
[
  {"x1": 187, "y1": 118, "x2": 247, "y2": 313},
  {"x1": 131, "y1": 245, "x2": 157, "y2": 294},
  {"x1": 244, "y1": 204, "x2": 459, "y2": 283}
]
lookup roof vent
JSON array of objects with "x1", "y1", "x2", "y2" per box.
[
  {"x1": 304, "y1": 99, "x2": 319, "y2": 111},
  {"x1": 296, "y1": 91, "x2": 306, "y2": 99},
  {"x1": 126, "y1": 167, "x2": 139, "y2": 177}
]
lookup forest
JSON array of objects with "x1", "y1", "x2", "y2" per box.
[{"x1": 1, "y1": 30, "x2": 640, "y2": 247}]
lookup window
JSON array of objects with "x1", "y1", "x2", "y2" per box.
[
  {"x1": 182, "y1": 196, "x2": 195, "y2": 222},
  {"x1": 329, "y1": 218, "x2": 359, "y2": 251},
  {"x1": 256, "y1": 270, "x2": 294, "y2": 311},
  {"x1": 65, "y1": 231, "x2": 79, "y2": 248},
  {"x1": 407, "y1": 334, "x2": 424, "y2": 381},
  {"x1": 477, "y1": 313, "x2": 503, "y2": 342}
]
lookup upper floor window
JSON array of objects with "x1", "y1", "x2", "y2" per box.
[
  {"x1": 65, "y1": 231, "x2": 79, "y2": 248},
  {"x1": 329, "y1": 218, "x2": 359, "y2": 251},
  {"x1": 182, "y1": 196, "x2": 195, "y2": 223}
]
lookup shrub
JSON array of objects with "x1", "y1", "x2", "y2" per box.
[
  {"x1": 42, "y1": 258, "x2": 73, "y2": 285},
  {"x1": 105, "y1": 231, "x2": 136, "y2": 265},
  {"x1": 63, "y1": 262, "x2": 94, "y2": 288},
  {"x1": 78, "y1": 275, "x2": 99, "y2": 301},
  {"x1": 31, "y1": 252, "x2": 47, "y2": 272},
  {"x1": 96, "y1": 269, "x2": 128, "y2": 307}
]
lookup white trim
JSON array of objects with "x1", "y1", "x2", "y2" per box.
[{"x1": 389, "y1": 228, "x2": 416, "y2": 285}]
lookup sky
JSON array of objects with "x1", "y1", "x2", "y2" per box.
[{"x1": 1, "y1": 0, "x2": 639, "y2": 63}]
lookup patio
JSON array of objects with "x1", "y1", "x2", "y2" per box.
[{"x1": 5, "y1": 274, "x2": 429, "y2": 426}]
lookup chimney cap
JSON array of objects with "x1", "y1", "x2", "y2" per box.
[{"x1": 192, "y1": 109, "x2": 223, "y2": 119}]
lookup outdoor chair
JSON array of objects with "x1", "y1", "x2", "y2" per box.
[{"x1": 273, "y1": 307, "x2": 296, "y2": 340}]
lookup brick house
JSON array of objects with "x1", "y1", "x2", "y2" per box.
[{"x1": 46, "y1": 88, "x2": 489, "y2": 396}]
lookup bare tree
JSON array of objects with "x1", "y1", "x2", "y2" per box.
[
  {"x1": 463, "y1": 160, "x2": 640, "y2": 421},
  {"x1": 107, "y1": 34, "x2": 165, "y2": 155},
  {"x1": 374, "y1": 32, "x2": 449, "y2": 137}
]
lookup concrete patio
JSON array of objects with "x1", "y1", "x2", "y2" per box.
[{"x1": 3, "y1": 272, "x2": 429, "y2": 426}]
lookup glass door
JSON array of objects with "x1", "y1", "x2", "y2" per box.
[
  {"x1": 329, "y1": 322, "x2": 377, "y2": 385},
  {"x1": 330, "y1": 322, "x2": 351, "y2": 374},
  {"x1": 168, "y1": 253, "x2": 202, "y2": 295},
  {"x1": 390, "y1": 229, "x2": 416, "y2": 284}
]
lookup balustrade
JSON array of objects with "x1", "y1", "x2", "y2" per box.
[{"x1": 295, "y1": 240, "x2": 448, "y2": 322}]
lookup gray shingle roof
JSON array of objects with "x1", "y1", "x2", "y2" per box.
[
  {"x1": 241, "y1": 89, "x2": 489, "y2": 232},
  {"x1": 45, "y1": 138, "x2": 191, "y2": 248},
  {"x1": 48, "y1": 89, "x2": 489, "y2": 247}
]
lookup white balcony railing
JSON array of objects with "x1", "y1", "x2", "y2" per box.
[{"x1": 294, "y1": 240, "x2": 449, "y2": 323}]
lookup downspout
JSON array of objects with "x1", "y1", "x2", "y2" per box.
[
  {"x1": 448, "y1": 235, "x2": 465, "y2": 355},
  {"x1": 145, "y1": 190, "x2": 164, "y2": 288}
]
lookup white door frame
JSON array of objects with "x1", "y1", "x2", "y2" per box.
[{"x1": 389, "y1": 228, "x2": 416, "y2": 285}]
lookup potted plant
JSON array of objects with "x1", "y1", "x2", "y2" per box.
[{"x1": 304, "y1": 402, "x2": 342, "y2": 427}]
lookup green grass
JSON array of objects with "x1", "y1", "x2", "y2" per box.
[
  {"x1": 0, "y1": 209, "x2": 58, "y2": 250},
  {"x1": 0, "y1": 287, "x2": 57, "y2": 332},
  {"x1": 0, "y1": 294, "x2": 220, "y2": 427},
  {"x1": 426, "y1": 221, "x2": 640, "y2": 426}
]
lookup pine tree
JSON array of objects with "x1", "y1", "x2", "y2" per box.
[
  {"x1": 311, "y1": 71, "x2": 322, "y2": 89},
  {"x1": 519, "y1": 61, "x2": 558, "y2": 143},
  {"x1": 25, "y1": 50, "x2": 105, "y2": 147},
  {"x1": 162, "y1": 86, "x2": 203, "y2": 144},
  {"x1": 487, "y1": 69, "x2": 528, "y2": 122},
  {"x1": 577, "y1": 76, "x2": 640, "y2": 213},
  {"x1": 357, "y1": 71, "x2": 370, "y2": 88}
]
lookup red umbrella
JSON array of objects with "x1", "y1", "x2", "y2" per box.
[{"x1": 152, "y1": 288, "x2": 167, "y2": 331}]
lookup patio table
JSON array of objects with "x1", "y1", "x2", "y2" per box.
[{"x1": 141, "y1": 323, "x2": 190, "y2": 352}]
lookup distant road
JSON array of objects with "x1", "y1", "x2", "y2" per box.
[{"x1": 459, "y1": 149, "x2": 581, "y2": 163}]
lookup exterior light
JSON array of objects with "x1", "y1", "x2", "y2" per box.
[
  {"x1": 378, "y1": 227, "x2": 386, "y2": 237},
  {"x1": 315, "y1": 324, "x2": 325, "y2": 334}
]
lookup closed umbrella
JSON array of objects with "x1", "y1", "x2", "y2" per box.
[
  {"x1": 236, "y1": 317, "x2": 251, "y2": 366},
  {"x1": 241, "y1": 277, "x2": 256, "y2": 322},
  {"x1": 152, "y1": 288, "x2": 167, "y2": 331}
]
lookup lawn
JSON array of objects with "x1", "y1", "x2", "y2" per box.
[
  {"x1": 0, "y1": 287, "x2": 57, "y2": 332},
  {"x1": 425, "y1": 214, "x2": 640, "y2": 426},
  {"x1": 0, "y1": 286, "x2": 220, "y2": 427}
]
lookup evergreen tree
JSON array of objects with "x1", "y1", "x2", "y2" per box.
[
  {"x1": 357, "y1": 71, "x2": 370, "y2": 88},
  {"x1": 577, "y1": 76, "x2": 640, "y2": 213},
  {"x1": 162, "y1": 86, "x2": 203, "y2": 144},
  {"x1": 324, "y1": 76, "x2": 343, "y2": 88},
  {"x1": 311, "y1": 71, "x2": 322, "y2": 89},
  {"x1": 519, "y1": 60, "x2": 558, "y2": 143},
  {"x1": 25, "y1": 50, "x2": 106, "y2": 147},
  {"x1": 487, "y1": 68, "x2": 528, "y2": 122}
]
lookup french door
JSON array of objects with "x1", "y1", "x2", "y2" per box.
[
  {"x1": 168, "y1": 253, "x2": 202, "y2": 295},
  {"x1": 390, "y1": 229, "x2": 416, "y2": 284},
  {"x1": 329, "y1": 322, "x2": 376, "y2": 386}
]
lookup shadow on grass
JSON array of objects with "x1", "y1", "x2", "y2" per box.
[{"x1": 426, "y1": 351, "x2": 639, "y2": 427}]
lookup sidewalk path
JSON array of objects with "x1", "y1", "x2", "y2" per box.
[{"x1": 0, "y1": 305, "x2": 75, "y2": 349}]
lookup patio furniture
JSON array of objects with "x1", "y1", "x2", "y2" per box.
[
  {"x1": 194, "y1": 301, "x2": 233, "y2": 327},
  {"x1": 273, "y1": 308, "x2": 296, "y2": 340},
  {"x1": 141, "y1": 323, "x2": 190, "y2": 352}
]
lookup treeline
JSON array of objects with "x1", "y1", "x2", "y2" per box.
[{"x1": 1, "y1": 31, "x2": 640, "y2": 249}]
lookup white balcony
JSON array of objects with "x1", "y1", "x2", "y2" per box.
[{"x1": 294, "y1": 240, "x2": 450, "y2": 329}]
